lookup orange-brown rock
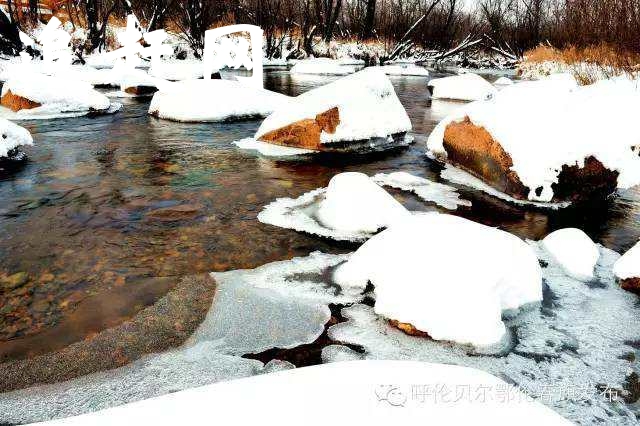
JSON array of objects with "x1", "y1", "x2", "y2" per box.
[
  {"x1": 257, "y1": 107, "x2": 340, "y2": 150},
  {"x1": 621, "y1": 278, "x2": 640, "y2": 295},
  {"x1": 442, "y1": 117, "x2": 619, "y2": 203},
  {"x1": 389, "y1": 319, "x2": 431, "y2": 338},
  {"x1": 124, "y1": 85, "x2": 158, "y2": 96},
  {"x1": 1, "y1": 90, "x2": 41, "y2": 112}
]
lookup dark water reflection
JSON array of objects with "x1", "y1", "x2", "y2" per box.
[{"x1": 0, "y1": 70, "x2": 639, "y2": 361}]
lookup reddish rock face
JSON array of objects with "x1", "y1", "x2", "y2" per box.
[
  {"x1": 257, "y1": 107, "x2": 341, "y2": 151},
  {"x1": 389, "y1": 319, "x2": 431, "y2": 338},
  {"x1": 442, "y1": 118, "x2": 619, "y2": 204},
  {"x1": 621, "y1": 277, "x2": 640, "y2": 295},
  {"x1": 0, "y1": 90, "x2": 41, "y2": 112}
]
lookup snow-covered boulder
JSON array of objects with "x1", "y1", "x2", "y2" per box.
[
  {"x1": 290, "y1": 58, "x2": 356, "y2": 76},
  {"x1": 427, "y1": 75, "x2": 640, "y2": 205},
  {"x1": 494, "y1": 76, "x2": 514, "y2": 87},
  {"x1": 148, "y1": 60, "x2": 204, "y2": 81},
  {"x1": 333, "y1": 213, "x2": 543, "y2": 346},
  {"x1": 258, "y1": 172, "x2": 411, "y2": 242},
  {"x1": 542, "y1": 228, "x2": 599, "y2": 281},
  {"x1": 149, "y1": 79, "x2": 290, "y2": 123},
  {"x1": 380, "y1": 64, "x2": 429, "y2": 77},
  {"x1": 613, "y1": 241, "x2": 640, "y2": 294},
  {"x1": 428, "y1": 73, "x2": 497, "y2": 101},
  {"x1": 0, "y1": 71, "x2": 113, "y2": 118},
  {"x1": 0, "y1": 118, "x2": 33, "y2": 161},
  {"x1": 252, "y1": 68, "x2": 412, "y2": 153}
]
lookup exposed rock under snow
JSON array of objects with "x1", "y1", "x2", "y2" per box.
[
  {"x1": 542, "y1": 228, "x2": 600, "y2": 281},
  {"x1": 428, "y1": 73, "x2": 497, "y2": 101},
  {"x1": 255, "y1": 68, "x2": 412, "y2": 151},
  {"x1": 0, "y1": 118, "x2": 33, "y2": 159},
  {"x1": 333, "y1": 213, "x2": 543, "y2": 346},
  {"x1": 290, "y1": 58, "x2": 356, "y2": 75},
  {"x1": 149, "y1": 79, "x2": 290, "y2": 122}
]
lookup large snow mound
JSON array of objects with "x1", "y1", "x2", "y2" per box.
[
  {"x1": 289, "y1": 58, "x2": 356, "y2": 75},
  {"x1": 542, "y1": 228, "x2": 599, "y2": 281},
  {"x1": 255, "y1": 68, "x2": 412, "y2": 144},
  {"x1": 428, "y1": 73, "x2": 498, "y2": 101},
  {"x1": 613, "y1": 241, "x2": 640, "y2": 280},
  {"x1": 2, "y1": 71, "x2": 111, "y2": 113},
  {"x1": 41, "y1": 361, "x2": 568, "y2": 425},
  {"x1": 149, "y1": 79, "x2": 290, "y2": 122},
  {"x1": 427, "y1": 75, "x2": 640, "y2": 202},
  {"x1": 0, "y1": 118, "x2": 33, "y2": 158},
  {"x1": 258, "y1": 172, "x2": 411, "y2": 242},
  {"x1": 333, "y1": 213, "x2": 543, "y2": 346}
]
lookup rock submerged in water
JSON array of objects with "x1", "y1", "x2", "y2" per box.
[{"x1": 440, "y1": 118, "x2": 619, "y2": 204}]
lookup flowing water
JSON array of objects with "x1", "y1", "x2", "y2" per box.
[{"x1": 0, "y1": 69, "x2": 639, "y2": 415}]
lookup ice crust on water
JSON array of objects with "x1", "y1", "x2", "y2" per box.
[
  {"x1": 542, "y1": 228, "x2": 600, "y2": 281},
  {"x1": 614, "y1": 241, "x2": 640, "y2": 280},
  {"x1": 255, "y1": 68, "x2": 412, "y2": 145},
  {"x1": 333, "y1": 213, "x2": 543, "y2": 346},
  {"x1": 0, "y1": 118, "x2": 33, "y2": 158},
  {"x1": 0, "y1": 252, "x2": 359, "y2": 424},
  {"x1": 258, "y1": 172, "x2": 411, "y2": 242},
  {"x1": 428, "y1": 73, "x2": 498, "y2": 101},
  {"x1": 372, "y1": 171, "x2": 471, "y2": 210},
  {"x1": 149, "y1": 79, "x2": 290, "y2": 122},
  {"x1": 428, "y1": 74, "x2": 640, "y2": 203},
  {"x1": 327, "y1": 243, "x2": 640, "y2": 424}
]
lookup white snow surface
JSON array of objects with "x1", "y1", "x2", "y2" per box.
[
  {"x1": 428, "y1": 73, "x2": 498, "y2": 101},
  {"x1": 149, "y1": 79, "x2": 290, "y2": 122},
  {"x1": 1, "y1": 71, "x2": 111, "y2": 114},
  {"x1": 372, "y1": 171, "x2": 471, "y2": 210},
  {"x1": 427, "y1": 74, "x2": 640, "y2": 202},
  {"x1": 259, "y1": 172, "x2": 411, "y2": 242},
  {"x1": 333, "y1": 213, "x2": 543, "y2": 346},
  {"x1": 234, "y1": 137, "x2": 315, "y2": 156},
  {"x1": 148, "y1": 60, "x2": 204, "y2": 81},
  {"x1": 289, "y1": 58, "x2": 356, "y2": 75},
  {"x1": 379, "y1": 64, "x2": 429, "y2": 77},
  {"x1": 255, "y1": 68, "x2": 412, "y2": 144},
  {"x1": 613, "y1": 241, "x2": 640, "y2": 280},
  {"x1": 494, "y1": 76, "x2": 514, "y2": 86},
  {"x1": 542, "y1": 228, "x2": 600, "y2": 281},
  {"x1": 0, "y1": 118, "x2": 33, "y2": 158},
  {"x1": 39, "y1": 361, "x2": 568, "y2": 426}
]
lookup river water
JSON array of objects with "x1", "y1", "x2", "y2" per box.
[{"x1": 0, "y1": 69, "x2": 639, "y2": 420}]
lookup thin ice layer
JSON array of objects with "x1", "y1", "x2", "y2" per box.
[
  {"x1": 372, "y1": 171, "x2": 471, "y2": 210},
  {"x1": 327, "y1": 244, "x2": 640, "y2": 424}
]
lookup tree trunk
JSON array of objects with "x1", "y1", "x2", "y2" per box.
[{"x1": 361, "y1": 0, "x2": 376, "y2": 39}]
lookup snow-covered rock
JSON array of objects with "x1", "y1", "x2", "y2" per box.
[
  {"x1": 494, "y1": 76, "x2": 514, "y2": 87},
  {"x1": 372, "y1": 171, "x2": 470, "y2": 210},
  {"x1": 333, "y1": 213, "x2": 543, "y2": 346},
  {"x1": 428, "y1": 73, "x2": 497, "y2": 101},
  {"x1": 0, "y1": 118, "x2": 33, "y2": 160},
  {"x1": 40, "y1": 361, "x2": 568, "y2": 426},
  {"x1": 149, "y1": 79, "x2": 290, "y2": 122},
  {"x1": 613, "y1": 241, "x2": 640, "y2": 294},
  {"x1": 427, "y1": 75, "x2": 640, "y2": 204},
  {"x1": 541, "y1": 228, "x2": 599, "y2": 281},
  {"x1": 148, "y1": 60, "x2": 204, "y2": 81},
  {"x1": 258, "y1": 172, "x2": 411, "y2": 242},
  {"x1": 380, "y1": 64, "x2": 429, "y2": 77},
  {"x1": 254, "y1": 68, "x2": 412, "y2": 151},
  {"x1": 290, "y1": 58, "x2": 356, "y2": 75},
  {"x1": 0, "y1": 71, "x2": 114, "y2": 119}
]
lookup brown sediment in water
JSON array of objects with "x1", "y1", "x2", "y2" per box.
[
  {"x1": 0, "y1": 273, "x2": 216, "y2": 393},
  {"x1": 258, "y1": 107, "x2": 340, "y2": 150},
  {"x1": 1, "y1": 90, "x2": 41, "y2": 112},
  {"x1": 442, "y1": 118, "x2": 619, "y2": 203}
]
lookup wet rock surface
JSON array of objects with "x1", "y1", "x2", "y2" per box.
[{"x1": 258, "y1": 107, "x2": 340, "y2": 150}]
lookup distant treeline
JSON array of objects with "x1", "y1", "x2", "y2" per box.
[{"x1": 1, "y1": 0, "x2": 638, "y2": 58}]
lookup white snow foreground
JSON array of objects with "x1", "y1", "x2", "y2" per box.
[
  {"x1": 148, "y1": 79, "x2": 290, "y2": 122},
  {"x1": 39, "y1": 361, "x2": 568, "y2": 426},
  {"x1": 333, "y1": 213, "x2": 543, "y2": 346},
  {"x1": 290, "y1": 58, "x2": 356, "y2": 75},
  {"x1": 379, "y1": 64, "x2": 429, "y2": 77},
  {"x1": 372, "y1": 171, "x2": 470, "y2": 210},
  {"x1": 427, "y1": 74, "x2": 640, "y2": 203},
  {"x1": 613, "y1": 241, "x2": 640, "y2": 280},
  {"x1": 0, "y1": 118, "x2": 33, "y2": 158},
  {"x1": 428, "y1": 73, "x2": 498, "y2": 101},
  {"x1": 255, "y1": 68, "x2": 412, "y2": 145},
  {"x1": 542, "y1": 228, "x2": 600, "y2": 281},
  {"x1": 258, "y1": 172, "x2": 411, "y2": 242},
  {"x1": 0, "y1": 71, "x2": 115, "y2": 119}
]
